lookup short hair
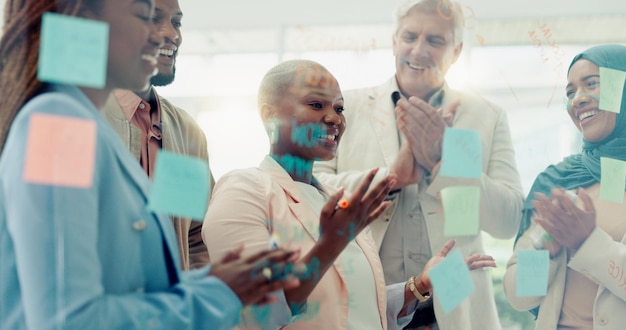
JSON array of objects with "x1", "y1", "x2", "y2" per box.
[
  {"x1": 257, "y1": 59, "x2": 328, "y2": 111},
  {"x1": 393, "y1": 0, "x2": 464, "y2": 47}
]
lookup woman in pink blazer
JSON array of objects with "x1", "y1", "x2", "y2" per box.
[{"x1": 203, "y1": 59, "x2": 494, "y2": 329}]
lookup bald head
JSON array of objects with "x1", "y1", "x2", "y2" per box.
[{"x1": 257, "y1": 59, "x2": 330, "y2": 109}]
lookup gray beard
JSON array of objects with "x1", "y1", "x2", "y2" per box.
[{"x1": 151, "y1": 66, "x2": 176, "y2": 87}]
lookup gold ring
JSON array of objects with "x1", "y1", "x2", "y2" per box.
[{"x1": 262, "y1": 267, "x2": 272, "y2": 281}]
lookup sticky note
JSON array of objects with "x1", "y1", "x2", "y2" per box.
[
  {"x1": 38, "y1": 13, "x2": 109, "y2": 88},
  {"x1": 428, "y1": 249, "x2": 475, "y2": 314},
  {"x1": 516, "y1": 250, "x2": 549, "y2": 297},
  {"x1": 148, "y1": 150, "x2": 210, "y2": 220},
  {"x1": 599, "y1": 67, "x2": 626, "y2": 113},
  {"x1": 23, "y1": 113, "x2": 97, "y2": 188},
  {"x1": 442, "y1": 186, "x2": 480, "y2": 237},
  {"x1": 600, "y1": 157, "x2": 626, "y2": 203},
  {"x1": 440, "y1": 127, "x2": 482, "y2": 179}
]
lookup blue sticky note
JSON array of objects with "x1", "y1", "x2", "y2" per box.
[
  {"x1": 148, "y1": 150, "x2": 210, "y2": 220},
  {"x1": 599, "y1": 67, "x2": 626, "y2": 113},
  {"x1": 428, "y1": 249, "x2": 475, "y2": 314},
  {"x1": 38, "y1": 13, "x2": 109, "y2": 88},
  {"x1": 600, "y1": 157, "x2": 626, "y2": 203},
  {"x1": 516, "y1": 250, "x2": 549, "y2": 297},
  {"x1": 442, "y1": 186, "x2": 480, "y2": 237},
  {"x1": 440, "y1": 127, "x2": 482, "y2": 179}
]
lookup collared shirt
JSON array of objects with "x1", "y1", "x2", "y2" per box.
[
  {"x1": 379, "y1": 78, "x2": 445, "y2": 284},
  {"x1": 113, "y1": 89, "x2": 162, "y2": 178}
]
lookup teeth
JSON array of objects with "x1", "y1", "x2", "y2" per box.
[
  {"x1": 158, "y1": 48, "x2": 175, "y2": 56},
  {"x1": 408, "y1": 63, "x2": 426, "y2": 70},
  {"x1": 141, "y1": 54, "x2": 157, "y2": 65},
  {"x1": 578, "y1": 111, "x2": 597, "y2": 121},
  {"x1": 326, "y1": 134, "x2": 336, "y2": 141}
]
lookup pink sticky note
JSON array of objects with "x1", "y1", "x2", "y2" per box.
[{"x1": 23, "y1": 113, "x2": 97, "y2": 188}]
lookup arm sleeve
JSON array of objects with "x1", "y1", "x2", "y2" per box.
[
  {"x1": 427, "y1": 109, "x2": 524, "y2": 239},
  {"x1": 503, "y1": 214, "x2": 564, "y2": 311},
  {"x1": 189, "y1": 129, "x2": 212, "y2": 269},
  {"x1": 202, "y1": 170, "x2": 293, "y2": 329},
  {"x1": 313, "y1": 157, "x2": 392, "y2": 194},
  {"x1": 385, "y1": 281, "x2": 417, "y2": 329},
  {"x1": 3, "y1": 98, "x2": 242, "y2": 330},
  {"x1": 568, "y1": 227, "x2": 626, "y2": 301}
]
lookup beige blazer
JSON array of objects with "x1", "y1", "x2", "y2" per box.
[
  {"x1": 202, "y1": 156, "x2": 388, "y2": 329},
  {"x1": 101, "y1": 88, "x2": 212, "y2": 270},
  {"x1": 314, "y1": 77, "x2": 524, "y2": 330}
]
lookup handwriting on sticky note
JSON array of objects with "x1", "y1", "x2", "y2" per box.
[
  {"x1": 599, "y1": 67, "x2": 626, "y2": 113},
  {"x1": 440, "y1": 127, "x2": 482, "y2": 179},
  {"x1": 38, "y1": 13, "x2": 109, "y2": 88},
  {"x1": 608, "y1": 260, "x2": 626, "y2": 290},
  {"x1": 441, "y1": 186, "x2": 480, "y2": 237},
  {"x1": 600, "y1": 157, "x2": 626, "y2": 203},
  {"x1": 516, "y1": 250, "x2": 549, "y2": 297},
  {"x1": 23, "y1": 113, "x2": 97, "y2": 188},
  {"x1": 147, "y1": 150, "x2": 210, "y2": 220},
  {"x1": 428, "y1": 249, "x2": 475, "y2": 314}
]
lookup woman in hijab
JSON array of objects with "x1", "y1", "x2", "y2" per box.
[{"x1": 504, "y1": 44, "x2": 626, "y2": 329}]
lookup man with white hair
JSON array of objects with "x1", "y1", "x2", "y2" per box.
[{"x1": 313, "y1": 0, "x2": 524, "y2": 328}]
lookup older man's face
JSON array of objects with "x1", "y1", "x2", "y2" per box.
[{"x1": 392, "y1": 8, "x2": 462, "y2": 100}]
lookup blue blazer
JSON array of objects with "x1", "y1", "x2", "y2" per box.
[{"x1": 0, "y1": 84, "x2": 241, "y2": 329}]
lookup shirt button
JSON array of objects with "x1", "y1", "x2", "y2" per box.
[
  {"x1": 132, "y1": 220, "x2": 147, "y2": 231},
  {"x1": 597, "y1": 317, "x2": 608, "y2": 326},
  {"x1": 139, "y1": 103, "x2": 145, "y2": 109}
]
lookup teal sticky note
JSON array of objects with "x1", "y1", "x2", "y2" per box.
[
  {"x1": 440, "y1": 127, "x2": 482, "y2": 179},
  {"x1": 600, "y1": 157, "x2": 626, "y2": 203},
  {"x1": 442, "y1": 186, "x2": 480, "y2": 237},
  {"x1": 148, "y1": 150, "x2": 210, "y2": 220},
  {"x1": 428, "y1": 249, "x2": 475, "y2": 314},
  {"x1": 516, "y1": 250, "x2": 549, "y2": 297},
  {"x1": 38, "y1": 13, "x2": 109, "y2": 88},
  {"x1": 599, "y1": 67, "x2": 626, "y2": 113}
]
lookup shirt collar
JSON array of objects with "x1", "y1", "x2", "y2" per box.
[
  {"x1": 112, "y1": 88, "x2": 159, "y2": 122},
  {"x1": 391, "y1": 77, "x2": 447, "y2": 108}
]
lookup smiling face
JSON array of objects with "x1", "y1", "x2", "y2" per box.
[
  {"x1": 264, "y1": 63, "x2": 346, "y2": 162},
  {"x1": 149, "y1": 0, "x2": 182, "y2": 86},
  {"x1": 566, "y1": 59, "x2": 617, "y2": 142},
  {"x1": 101, "y1": 0, "x2": 162, "y2": 91},
  {"x1": 393, "y1": 8, "x2": 462, "y2": 100}
]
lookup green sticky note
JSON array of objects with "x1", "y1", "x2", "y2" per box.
[
  {"x1": 599, "y1": 67, "x2": 626, "y2": 113},
  {"x1": 516, "y1": 250, "x2": 549, "y2": 297},
  {"x1": 38, "y1": 13, "x2": 109, "y2": 88},
  {"x1": 148, "y1": 150, "x2": 210, "y2": 220},
  {"x1": 440, "y1": 127, "x2": 482, "y2": 179},
  {"x1": 600, "y1": 157, "x2": 626, "y2": 203},
  {"x1": 428, "y1": 249, "x2": 475, "y2": 314},
  {"x1": 442, "y1": 186, "x2": 480, "y2": 237}
]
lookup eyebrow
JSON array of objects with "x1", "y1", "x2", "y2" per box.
[
  {"x1": 154, "y1": 7, "x2": 184, "y2": 17},
  {"x1": 134, "y1": 0, "x2": 154, "y2": 9},
  {"x1": 566, "y1": 74, "x2": 600, "y2": 89}
]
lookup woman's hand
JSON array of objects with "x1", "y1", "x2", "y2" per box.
[
  {"x1": 317, "y1": 168, "x2": 395, "y2": 250},
  {"x1": 209, "y1": 245, "x2": 302, "y2": 306},
  {"x1": 533, "y1": 188, "x2": 596, "y2": 251},
  {"x1": 415, "y1": 240, "x2": 496, "y2": 292}
]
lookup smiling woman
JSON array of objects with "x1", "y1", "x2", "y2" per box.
[{"x1": 505, "y1": 44, "x2": 626, "y2": 330}]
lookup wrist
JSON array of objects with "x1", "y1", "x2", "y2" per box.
[{"x1": 407, "y1": 276, "x2": 431, "y2": 302}]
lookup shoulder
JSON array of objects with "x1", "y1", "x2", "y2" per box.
[
  {"x1": 158, "y1": 95, "x2": 199, "y2": 127},
  {"x1": 214, "y1": 167, "x2": 272, "y2": 193}
]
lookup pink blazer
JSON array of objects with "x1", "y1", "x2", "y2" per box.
[{"x1": 202, "y1": 156, "x2": 388, "y2": 329}]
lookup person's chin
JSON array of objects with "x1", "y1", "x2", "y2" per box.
[{"x1": 150, "y1": 72, "x2": 175, "y2": 87}]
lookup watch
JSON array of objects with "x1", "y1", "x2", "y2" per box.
[{"x1": 407, "y1": 276, "x2": 431, "y2": 302}]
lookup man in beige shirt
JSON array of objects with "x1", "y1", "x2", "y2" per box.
[{"x1": 102, "y1": 0, "x2": 211, "y2": 270}]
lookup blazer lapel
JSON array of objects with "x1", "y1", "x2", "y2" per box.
[{"x1": 364, "y1": 78, "x2": 401, "y2": 167}]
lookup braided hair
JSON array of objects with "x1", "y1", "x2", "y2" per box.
[{"x1": 0, "y1": 0, "x2": 102, "y2": 153}]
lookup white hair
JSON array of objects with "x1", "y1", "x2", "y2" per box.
[{"x1": 393, "y1": 0, "x2": 465, "y2": 46}]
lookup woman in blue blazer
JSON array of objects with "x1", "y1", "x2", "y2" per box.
[{"x1": 0, "y1": 0, "x2": 298, "y2": 329}]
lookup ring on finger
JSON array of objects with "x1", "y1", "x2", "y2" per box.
[{"x1": 262, "y1": 267, "x2": 272, "y2": 281}]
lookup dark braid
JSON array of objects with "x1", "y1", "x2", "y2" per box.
[{"x1": 0, "y1": 0, "x2": 100, "y2": 154}]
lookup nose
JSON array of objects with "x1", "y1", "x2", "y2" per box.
[
  {"x1": 148, "y1": 23, "x2": 163, "y2": 48},
  {"x1": 570, "y1": 92, "x2": 591, "y2": 109},
  {"x1": 160, "y1": 22, "x2": 180, "y2": 44},
  {"x1": 324, "y1": 110, "x2": 343, "y2": 127},
  {"x1": 409, "y1": 37, "x2": 428, "y2": 57}
]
